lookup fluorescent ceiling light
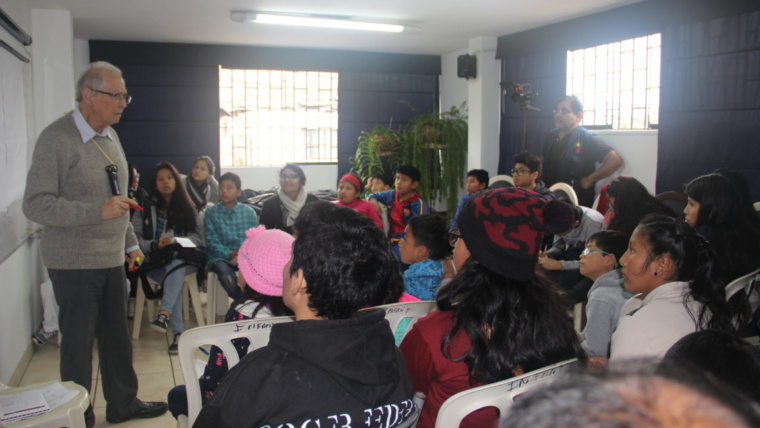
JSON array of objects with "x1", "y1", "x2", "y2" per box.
[{"x1": 231, "y1": 11, "x2": 408, "y2": 33}]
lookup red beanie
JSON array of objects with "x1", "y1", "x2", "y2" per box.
[
  {"x1": 339, "y1": 174, "x2": 363, "y2": 193},
  {"x1": 458, "y1": 187, "x2": 574, "y2": 281}
]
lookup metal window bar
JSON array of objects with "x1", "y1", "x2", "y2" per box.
[
  {"x1": 219, "y1": 68, "x2": 338, "y2": 167},
  {"x1": 566, "y1": 33, "x2": 660, "y2": 130}
]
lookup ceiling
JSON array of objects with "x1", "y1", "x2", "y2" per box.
[{"x1": 26, "y1": 0, "x2": 643, "y2": 55}]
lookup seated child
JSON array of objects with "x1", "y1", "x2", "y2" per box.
[
  {"x1": 371, "y1": 173, "x2": 391, "y2": 194},
  {"x1": 538, "y1": 203, "x2": 604, "y2": 303},
  {"x1": 335, "y1": 173, "x2": 383, "y2": 229},
  {"x1": 578, "y1": 230, "x2": 634, "y2": 358},
  {"x1": 195, "y1": 201, "x2": 416, "y2": 428},
  {"x1": 369, "y1": 165, "x2": 430, "y2": 262},
  {"x1": 399, "y1": 214, "x2": 452, "y2": 301},
  {"x1": 204, "y1": 172, "x2": 259, "y2": 299},
  {"x1": 167, "y1": 226, "x2": 294, "y2": 419},
  {"x1": 370, "y1": 173, "x2": 392, "y2": 231},
  {"x1": 450, "y1": 169, "x2": 489, "y2": 230}
]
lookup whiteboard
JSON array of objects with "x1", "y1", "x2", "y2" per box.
[{"x1": 0, "y1": 37, "x2": 33, "y2": 264}]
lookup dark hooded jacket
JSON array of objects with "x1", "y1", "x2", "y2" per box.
[{"x1": 194, "y1": 309, "x2": 416, "y2": 428}]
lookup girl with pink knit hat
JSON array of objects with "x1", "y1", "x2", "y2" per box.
[{"x1": 167, "y1": 226, "x2": 294, "y2": 419}]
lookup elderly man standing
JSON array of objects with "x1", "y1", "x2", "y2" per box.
[
  {"x1": 23, "y1": 62, "x2": 167, "y2": 427},
  {"x1": 542, "y1": 95, "x2": 623, "y2": 207}
]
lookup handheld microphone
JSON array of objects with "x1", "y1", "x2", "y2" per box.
[{"x1": 105, "y1": 164, "x2": 120, "y2": 196}]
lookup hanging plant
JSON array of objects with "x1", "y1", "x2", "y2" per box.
[
  {"x1": 401, "y1": 103, "x2": 468, "y2": 215},
  {"x1": 349, "y1": 123, "x2": 403, "y2": 180}
]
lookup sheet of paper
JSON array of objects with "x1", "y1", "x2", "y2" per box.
[
  {"x1": 0, "y1": 389, "x2": 49, "y2": 423},
  {"x1": 173, "y1": 237, "x2": 196, "y2": 248},
  {"x1": 40, "y1": 382, "x2": 79, "y2": 410}
]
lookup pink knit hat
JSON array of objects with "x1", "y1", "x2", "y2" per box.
[{"x1": 237, "y1": 226, "x2": 294, "y2": 296}]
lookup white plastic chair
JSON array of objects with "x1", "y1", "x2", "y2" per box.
[
  {"x1": 178, "y1": 316, "x2": 295, "y2": 426},
  {"x1": 573, "y1": 302, "x2": 585, "y2": 335},
  {"x1": 361, "y1": 301, "x2": 437, "y2": 345},
  {"x1": 488, "y1": 174, "x2": 514, "y2": 188},
  {"x1": 549, "y1": 182, "x2": 579, "y2": 207},
  {"x1": 205, "y1": 271, "x2": 233, "y2": 325},
  {"x1": 725, "y1": 267, "x2": 760, "y2": 329},
  {"x1": 434, "y1": 358, "x2": 579, "y2": 428},
  {"x1": 1, "y1": 381, "x2": 89, "y2": 428},
  {"x1": 132, "y1": 272, "x2": 205, "y2": 340}
]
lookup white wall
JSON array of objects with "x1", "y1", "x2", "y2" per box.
[
  {"x1": 223, "y1": 164, "x2": 338, "y2": 192},
  {"x1": 466, "y1": 37, "x2": 500, "y2": 177},
  {"x1": 440, "y1": 48, "x2": 468, "y2": 114},
  {"x1": 0, "y1": 1, "x2": 77, "y2": 384},
  {"x1": 595, "y1": 130, "x2": 658, "y2": 194},
  {"x1": 0, "y1": 0, "x2": 35, "y2": 385}
]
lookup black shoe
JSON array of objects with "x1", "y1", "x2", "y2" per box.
[
  {"x1": 106, "y1": 401, "x2": 168, "y2": 424},
  {"x1": 169, "y1": 332, "x2": 181, "y2": 355},
  {"x1": 150, "y1": 313, "x2": 169, "y2": 334}
]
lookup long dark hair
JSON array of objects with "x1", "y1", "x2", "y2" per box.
[
  {"x1": 685, "y1": 174, "x2": 760, "y2": 281},
  {"x1": 437, "y1": 259, "x2": 584, "y2": 385},
  {"x1": 151, "y1": 162, "x2": 198, "y2": 235},
  {"x1": 635, "y1": 215, "x2": 733, "y2": 332},
  {"x1": 607, "y1": 176, "x2": 674, "y2": 238},
  {"x1": 713, "y1": 168, "x2": 760, "y2": 229},
  {"x1": 230, "y1": 286, "x2": 293, "y2": 318}
]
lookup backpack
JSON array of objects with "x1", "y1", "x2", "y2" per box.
[{"x1": 134, "y1": 243, "x2": 207, "y2": 299}]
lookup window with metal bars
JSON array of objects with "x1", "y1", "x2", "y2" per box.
[
  {"x1": 566, "y1": 33, "x2": 661, "y2": 130},
  {"x1": 219, "y1": 67, "x2": 339, "y2": 167}
]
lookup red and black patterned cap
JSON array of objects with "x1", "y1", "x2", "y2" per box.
[{"x1": 458, "y1": 187, "x2": 575, "y2": 281}]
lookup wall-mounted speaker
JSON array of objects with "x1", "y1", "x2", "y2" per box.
[{"x1": 457, "y1": 54, "x2": 477, "y2": 79}]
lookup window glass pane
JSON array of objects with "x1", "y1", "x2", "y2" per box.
[
  {"x1": 219, "y1": 67, "x2": 339, "y2": 167},
  {"x1": 566, "y1": 33, "x2": 660, "y2": 129}
]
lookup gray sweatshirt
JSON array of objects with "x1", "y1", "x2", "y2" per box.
[
  {"x1": 547, "y1": 206, "x2": 604, "y2": 270},
  {"x1": 23, "y1": 113, "x2": 137, "y2": 269}
]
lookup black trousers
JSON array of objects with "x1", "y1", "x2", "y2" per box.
[{"x1": 49, "y1": 266, "x2": 139, "y2": 420}]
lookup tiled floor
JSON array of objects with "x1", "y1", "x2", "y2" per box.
[{"x1": 18, "y1": 299, "x2": 206, "y2": 428}]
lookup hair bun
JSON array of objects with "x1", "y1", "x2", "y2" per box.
[{"x1": 543, "y1": 200, "x2": 575, "y2": 234}]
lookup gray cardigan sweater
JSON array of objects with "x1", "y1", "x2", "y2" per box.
[{"x1": 23, "y1": 113, "x2": 138, "y2": 269}]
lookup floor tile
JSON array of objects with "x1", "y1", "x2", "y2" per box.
[
  {"x1": 92, "y1": 406, "x2": 176, "y2": 428},
  {"x1": 132, "y1": 350, "x2": 173, "y2": 375},
  {"x1": 136, "y1": 371, "x2": 175, "y2": 403}
]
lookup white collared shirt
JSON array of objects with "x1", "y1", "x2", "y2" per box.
[{"x1": 72, "y1": 106, "x2": 113, "y2": 143}]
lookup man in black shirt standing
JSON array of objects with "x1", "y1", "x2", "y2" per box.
[{"x1": 542, "y1": 96, "x2": 623, "y2": 207}]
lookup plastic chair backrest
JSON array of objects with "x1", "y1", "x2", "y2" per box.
[
  {"x1": 549, "y1": 182, "x2": 578, "y2": 207},
  {"x1": 725, "y1": 267, "x2": 760, "y2": 329},
  {"x1": 360, "y1": 301, "x2": 437, "y2": 346},
  {"x1": 434, "y1": 359, "x2": 579, "y2": 428},
  {"x1": 178, "y1": 315, "x2": 295, "y2": 426},
  {"x1": 488, "y1": 174, "x2": 514, "y2": 189}
]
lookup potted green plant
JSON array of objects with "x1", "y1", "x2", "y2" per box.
[
  {"x1": 349, "y1": 122, "x2": 402, "y2": 180},
  {"x1": 402, "y1": 103, "x2": 468, "y2": 215}
]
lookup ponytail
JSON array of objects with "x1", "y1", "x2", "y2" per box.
[{"x1": 637, "y1": 215, "x2": 733, "y2": 332}]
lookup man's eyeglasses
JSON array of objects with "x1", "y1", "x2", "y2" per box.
[
  {"x1": 449, "y1": 230, "x2": 462, "y2": 248},
  {"x1": 553, "y1": 107, "x2": 573, "y2": 115},
  {"x1": 511, "y1": 168, "x2": 531, "y2": 175},
  {"x1": 91, "y1": 88, "x2": 132, "y2": 105}
]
